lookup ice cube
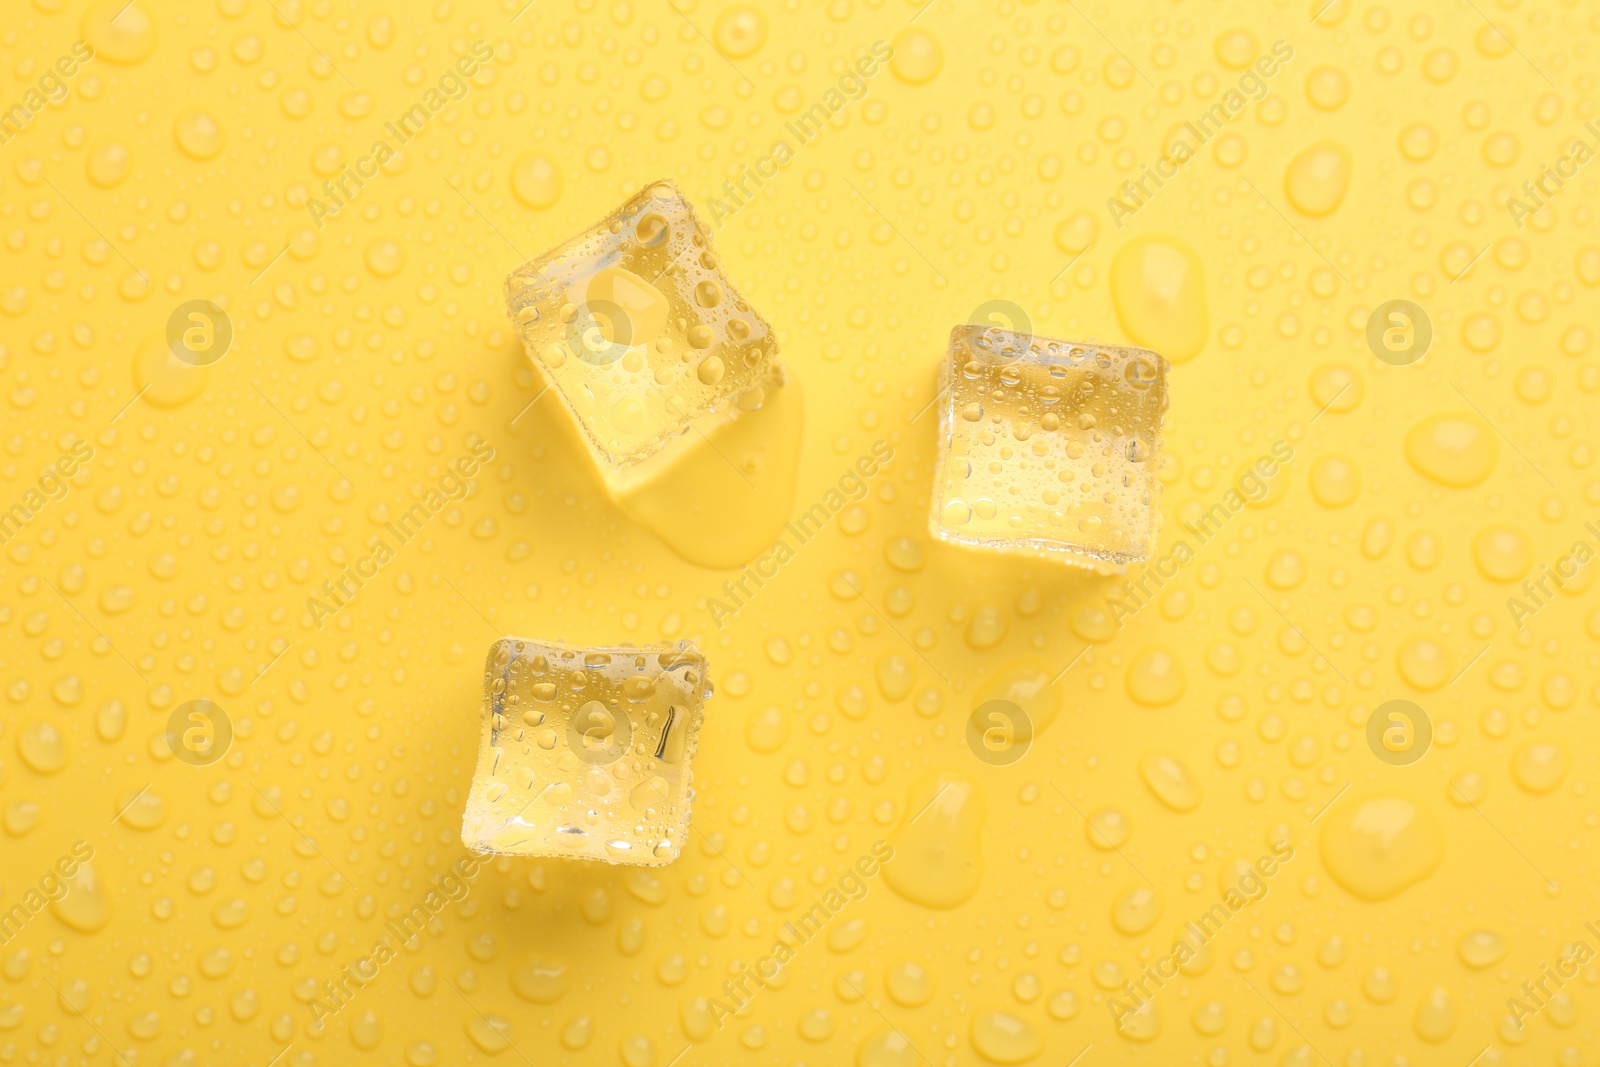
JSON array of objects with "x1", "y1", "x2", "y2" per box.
[
  {"x1": 461, "y1": 637, "x2": 710, "y2": 866},
  {"x1": 505, "y1": 180, "x2": 780, "y2": 496},
  {"x1": 929, "y1": 325, "x2": 1168, "y2": 567}
]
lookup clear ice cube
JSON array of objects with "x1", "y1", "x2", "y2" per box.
[
  {"x1": 461, "y1": 637, "x2": 710, "y2": 866},
  {"x1": 929, "y1": 325, "x2": 1168, "y2": 567},
  {"x1": 505, "y1": 180, "x2": 780, "y2": 496}
]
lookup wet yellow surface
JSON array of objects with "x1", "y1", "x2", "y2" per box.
[{"x1": 2, "y1": 0, "x2": 1598, "y2": 1065}]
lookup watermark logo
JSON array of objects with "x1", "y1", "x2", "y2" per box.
[
  {"x1": 166, "y1": 300, "x2": 233, "y2": 367},
  {"x1": 166, "y1": 699, "x2": 232, "y2": 766},
  {"x1": 1108, "y1": 41, "x2": 1295, "y2": 228},
  {"x1": 0, "y1": 842, "x2": 96, "y2": 946},
  {"x1": 1365, "y1": 300, "x2": 1431, "y2": 366},
  {"x1": 706, "y1": 440, "x2": 894, "y2": 627},
  {"x1": 306, "y1": 42, "x2": 496, "y2": 229},
  {"x1": 684, "y1": 841, "x2": 893, "y2": 1034},
  {"x1": 1108, "y1": 842, "x2": 1296, "y2": 1032},
  {"x1": 1098, "y1": 440, "x2": 1294, "y2": 632},
  {"x1": 568, "y1": 702, "x2": 633, "y2": 764},
  {"x1": 564, "y1": 299, "x2": 634, "y2": 367},
  {"x1": 0, "y1": 41, "x2": 94, "y2": 148},
  {"x1": 308, "y1": 855, "x2": 485, "y2": 1023},
  {"x1": 967, "y1": 298, "x2": 1032, "y2": 343},
  {"x1": 304, "y1": 442, "x2": 494, "y2": 629},
  {"x1": 0, "y1": 441, "x2": 94, "y2": 546},
  {"x1": 966, "y1": 699, "x2": 1030, "y2": 766},
  {"x1": 1366, "y1": 699, "x2": 1431, "y2": 766},
  {"x1": 1507, "y1": 520, "x2": 1600, "y2": 629},
  {"x1": 1504, "y1": 121, "x2": 1600, "y2": 229}
]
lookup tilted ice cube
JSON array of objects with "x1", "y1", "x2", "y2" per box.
[
  {"x1": 505, "y1": 180, "x2": 780, "y2": 496},
  {"x1": 461, "y1": 637, "x2": 710, "y2": 866},
  {"x1": 929, "y1": 325, "x2": 1168, "y2": 567}
]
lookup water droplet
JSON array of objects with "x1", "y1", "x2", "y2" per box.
[
  {"x1": 712, "y1": 7, "x2": 766, "y2": 58},
  {"x1": 1265, "y1": 549, "x2": 1307, "y2": 589},
  {"x1": 1362, "y1": 965, "x2": 1398, "y2": 1004},
  {"x1": 1309, "y1": 454, "x2": 1360, "y2": 507},
  {"x1": 890, "y1": 29, "x2": 943, "y2": 84},
  {"x1": 510, "y1": 955, "x2": 568, "y2": 1002},
  {"x1": 1309, "y1": 364, "x2": 1362, "y2": 412},
  {"x1": 885, "y1": 536, "x2": 926, "y2": 571},
  {"x1": 116, "y1": 787, "x2": 166, "y2": 830},
  {"x1": 1318, "y1": 796, "x2": 1444, "y2": 901},
  {"x1": 465, "y1": 1013, "x2": 517, "y2": 1053},
  {"x1": 57, "y1": 978, "x2": 92, "y2": 1015},
  {"x1": 51, "y1": 862, "x2": 113, "y2": 932},
  {"x1": 745, "y1": 706, "x2": 788, "y2": 752},
  {"x1": 1116, "y1": 998, "x2": 1161, "y2": 1042},
  {"x1": 18, "y1": 721, "x2": 67, "y2": 773},
  {"x1": 970, "y1": 1010, "x2": 1042, "y2": 1063},
  {"x1": 1110, "y1": 885, "x2": 1162, "y2": 935},
  {"x1": 858, "y1": 1029, "x2": 924, "y2": 1067},
  {"x1": 696, "y1": 355, "x2": 725, "y2": 385},
  {"x1": 1511, "y1": 740, "x2": 1567, "y2": 794},
  {"x1": 1086, "y1": 808, "x2": 1130, "y2": 850},
  {"x1": 82, "y1": 0, "x2": 157, "y2": 64},
  {"x1": 1138, "y1": 751, "x2": 1201, "y2": 812},
  {"x1": 365, "y1": 239, "x2": 405, "y2": 278},
  {"x1": 174, "y1": 111, "x2": 225, "y2": 160},
  {"x1": 1408, "y1": 412, "x2": 1491, "y2": 489},
  {"x1": 559, "y1": 1013, "x2": 593, "y2": 1049},
  {"x1": 885, "y1": 961, "x2": 933, "y2": 1006},
  {"x1": 1214, "y1": 29, "x2": 1260, "y2": 68},
  {"x1": 350, "y1": 1010, "x2": 382, "y2": 1050},
  {"x1": 1472, "y1": 526, "x2": 1531, "y2": 582},
  {"x1": 1458, "y1": 930, "x2": 1505, "y2": 969},
  {"x1": 1054, "y1": 211, "x2": 1098, "y2": 254},
  {"x1": 1396, "y1": 637, "x2": 1451, "y2": 691},
  {"x1": 1110, "y1": 234, "x2": 1208, "y2": 363},
  {"x1": 511, "y1": 151, "x2": 562, "y2": 209},
  {"x1": 875, "y1": 651, "x2": 917, "y2": 702},
  {"x1": 965, "y1": 605, "x2": 1008, "y2": 650},
  {"x1": 1285, "y1": 141, "x2": 1353, "y2": 216},
  {"x1": 86, "y1": 140, "x2": 133, "y2": 187},
  {"x1": 1126, "y1": 646, "x2": 1185, "y2": 706},
  {"x1": 1413, "y1": 987, "x2": 1456, "y2": 1043},
  {"x1": 883, "y1": 772, "x2": 985, "y2": 909}
]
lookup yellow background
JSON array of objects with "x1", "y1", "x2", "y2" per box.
[{"x1": 3, "y1": 0, "x2": 1598, "y2": 1064}]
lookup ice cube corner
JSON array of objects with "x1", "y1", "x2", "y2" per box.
[
  {"x1": 504, "y1": 180, "x2": 780, "y2": 496},
  {"x1": 929, "y1": 325, "x2": 1168, "y2": 568},
  {"x1": 461, "y1": 637, "x2": 710, "y2": 867}
]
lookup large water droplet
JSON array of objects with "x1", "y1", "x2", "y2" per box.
[
  {"x1": 1413, "y1": 987, "x2": 1456, "y2": 1043},
  {"x1": 1138, "y1": 751, "x2": 1201, "y2": 812},
  {"x1": 1511, "y1": 741, "x2": 1567, "y2": 794},
  {"x1": 1110, "y1": 885, "x2": 1162, "y2": 935},
  {"x1": 1318, "y1": 796, "x2": 1444, "y2": 901},
  {"x1": 890, "y1": 29, "x2": 943, "y2": 84},
  {"x1": 133, "y1": 332, "x2": 208, "y2": 407},
  {"x1": 1405, "y1": 412, "x2": 1498, "y2": 487},
  {"x1": 712, "y1": 7, "x2": 767, "y2": 58},
  {"x1": 883, "y1": 772, "x2": 985, "y2": 909},
  {"x1": 511, "y1": 956, "x2": 569, "y2": 1003},
  {"x1": 1285, "y1": 141, "x2": 1353, "y2": 216},
  {"x1": 174, "y1": 111, "x2": 225, "y2": 160},
  {"x1": 511, "y1": 151, "x2": 562, "y2": 209},
  {"x1": 18, "y1": 721, "x2": 67, "y2": 773},
  {"x1": 51, "y1": 862, "x2": 113, "y2": 933},
  {"x1": 1110, "y1": 234, "x2": 1208, "y2": 363},
  {"x1": 82, "y1": 0, "x2": 157, "y2": 64},
  {"x1": 1126, "y1": 647, "x2": 1185, "y2": 706},
  {"x1": 970, "y1": 1010, "x2": 1042, "y2": 1063}
]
